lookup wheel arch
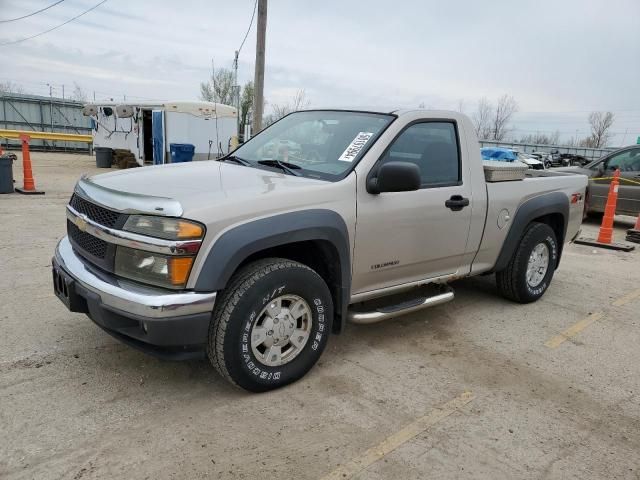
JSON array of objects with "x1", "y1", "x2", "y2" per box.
[
  {"x1": 494, "y1": 192, "x2": 569, "y2": 272},
  {"x1": 193, "y1": 210, "x2": 351, "y2": 333}
]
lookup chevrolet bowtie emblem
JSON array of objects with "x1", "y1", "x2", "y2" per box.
[{"x1": 75, "y1": 215, "x2": 88, "y2": 232}]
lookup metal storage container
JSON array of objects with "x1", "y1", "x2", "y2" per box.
[{"x1": 482, "y1": 160, "x2": 529, "y2": 182}]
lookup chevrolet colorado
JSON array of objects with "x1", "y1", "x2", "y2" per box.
[{"x1": 53, "y1": 109, "x2": 587, "y2": 391}]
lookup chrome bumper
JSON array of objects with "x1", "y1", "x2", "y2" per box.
[{"x1": 54, "y1": 236, "x2": 216, "y2": 319}]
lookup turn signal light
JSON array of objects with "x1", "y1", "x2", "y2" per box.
[
  {"x1": 176, "y1": 221, "x2": 204, "y2": 239},
  {"x1": 169, "y1": 257, "x2": 194, "y2": 286}
]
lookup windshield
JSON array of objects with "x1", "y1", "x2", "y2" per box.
[{"x1": 230, "y1": 110, "x2": 394, "y2": 180}]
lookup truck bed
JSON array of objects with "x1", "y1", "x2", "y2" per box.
[{"x1": 471, "y1": 170, "x2": 588, "y2": 275}]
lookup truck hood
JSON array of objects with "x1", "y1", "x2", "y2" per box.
[{"x1": 84, "y1": 161, "x2": 333, "y2": 222}]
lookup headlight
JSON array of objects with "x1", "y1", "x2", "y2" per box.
[
  {"x1": 116, "y1": 215, "x2": 204, "y2": 289},
  {"x1": 123, "y1": 215, "x2": 204, "y2": 240},
  {"x1": 115, "y1": 247, "x2": 194, "y2": 289}
]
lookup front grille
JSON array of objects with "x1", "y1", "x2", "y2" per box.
[
  {"x1": 69, "y1": 194, "x2": 122, "y2": 228},
  {"x1": 67, "y1": 220, "x2": 108, "y2": 258}
]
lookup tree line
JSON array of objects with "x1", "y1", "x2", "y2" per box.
[
  {"x1": 467, "y1": 94, "x2": 615, "y2": 148},
  {"x1": 2, "y1": 76, "x2": 621, "y2": 149}
]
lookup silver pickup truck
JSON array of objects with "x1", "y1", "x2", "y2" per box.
[{"x1": 53, "y1": 109, "x2": 587, "y2": 391}]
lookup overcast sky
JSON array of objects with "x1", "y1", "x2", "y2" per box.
[{"x1": 2, "y1": 0, "x2": 639, "y2": 145}]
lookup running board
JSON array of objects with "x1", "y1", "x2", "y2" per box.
[{"x1": 347, "y1": 286, "x2": 454, "y2": 324}]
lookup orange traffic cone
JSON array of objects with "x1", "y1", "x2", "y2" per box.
[
  {"x1": 596, "y1": 168, "x2": 620, "y2": 244},
  {"x1": 574, "y1": 168, "x2": 634, "y2": 251},
  {"x1": 15, "y1": 134, "x2": 44, "y2": 195}
]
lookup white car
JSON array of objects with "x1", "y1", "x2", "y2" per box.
[{"x1": 517, "y1": 152, "x2": 545, "y2": 170}]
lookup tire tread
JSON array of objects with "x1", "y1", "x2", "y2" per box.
[
  {"x1": 207, "y1": 258, "x2": 315, "y2": 389},
  {"x1": 496, "y1": 222, "x2": 555, "y2": 303}
]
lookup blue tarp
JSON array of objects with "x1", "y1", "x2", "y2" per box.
[{"x1": 480, "y1": 147, "x2": 517, "y2": 162}]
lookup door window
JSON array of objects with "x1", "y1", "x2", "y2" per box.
[
  {"x1": 379, "y1": 122, "x2": 460, "y2": 187},
  {"x1": 605, "y1": 148, "x2": 640, "y2": 172}
]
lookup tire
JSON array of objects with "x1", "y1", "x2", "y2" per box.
[
  {"x1": 496, "y1": 222, "x2": 558, "y2": 303},
  {"x1": 208, "y1": 258, "x2": 333, "y2": 392}
]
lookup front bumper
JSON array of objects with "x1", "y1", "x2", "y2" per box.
[{"x1": 53, "y1": 236, "x2": 216, "y2": 359}]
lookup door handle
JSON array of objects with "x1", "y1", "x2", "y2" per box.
[{"x1": 445, "y1": 195, "x2": 470, "y2": 211}]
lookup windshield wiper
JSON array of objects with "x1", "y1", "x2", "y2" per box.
[
  {"x1": 219, "y1": 155, "x2": 252, "y2": 166},
  {"x1": 257, "y1": 159, "x2": 301, "y2": 176}
]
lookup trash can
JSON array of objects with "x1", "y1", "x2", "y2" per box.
[
  {"x1": 0, "y1": 155, "x2": 14, "y2": 194},
  {"x1": 169, "y1": 144, "x2": 195, "y2": 163},
  {"x1": 95, "y1": 147, "x2": 113, "y2": 168}
]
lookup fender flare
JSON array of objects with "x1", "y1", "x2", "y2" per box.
[
  {"x1": 493, "y1": 192, "x2": 569, "y2": 272},
  {"x1": 193, "y1": 209, "x2": 351, "y2": 330}
]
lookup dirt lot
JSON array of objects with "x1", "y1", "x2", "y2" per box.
[{"x1": 1, "y1": 152, "x2": 639, "y2": 479}]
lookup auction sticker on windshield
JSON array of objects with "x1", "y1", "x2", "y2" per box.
[{"x1": 338, "y1": 132, "x2": 374, "y2": 162}]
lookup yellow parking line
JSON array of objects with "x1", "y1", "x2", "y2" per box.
[
  {"x1": 320, "y1": 391, "x2": 474, "y2": 480},
  {"x1": 612, "y1": 288, "x2": 640, "y2": 307},
  {"x1": 545, "y1": 311, "x2": 604, "y2": 349}
]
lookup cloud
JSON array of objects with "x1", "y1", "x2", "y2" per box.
[{"x1": 1, "y1": 0, "x2": 638, "y2": 144}]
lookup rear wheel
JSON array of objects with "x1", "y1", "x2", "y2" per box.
[
  {"x1": 496, "y1": 222, "x2": 558, "y2": 303},
  {"x1": 208, "y1": 258, "x2": 333, "y2": 392}
]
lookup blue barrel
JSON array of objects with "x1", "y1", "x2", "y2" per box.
[{"x1": 169, "y1": 143, "x2": 195, "y2": 163}]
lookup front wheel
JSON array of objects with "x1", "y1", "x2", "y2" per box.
[
  {"x1": 208, "y1": 258, "x2": 333, "y2": 392},
  {"x1": 496, "y1": 222, "x2": 558, "y2": 303}
]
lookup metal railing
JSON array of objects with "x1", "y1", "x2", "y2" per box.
[
  {"x1": 479, "y1": 140, "x2": 617, "y2": 162},
  {"x1": 0, "y1": 93, "x2": 92, "y2": 153}
]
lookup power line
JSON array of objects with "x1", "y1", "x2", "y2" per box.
[
  {"x1": 0, "y1": 0, "x2": 65, "y2": 23},
  {"x1": 0, "y1": 0, "x2": 107, "y2": 47},
  {"x1": 237, "y1": 0, "x2": 258, "y2": 55}
]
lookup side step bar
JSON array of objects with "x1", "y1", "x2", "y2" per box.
[{"x1": 347, "y1": 285, "x2": 454, "y2": 324}]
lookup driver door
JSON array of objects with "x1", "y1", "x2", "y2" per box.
[
  {"x1": 352, "y1": 121, "x2": 473, "y2": 294},
  {"x1": 591, "y1": 147, "x2": 640, "y2": 215}
]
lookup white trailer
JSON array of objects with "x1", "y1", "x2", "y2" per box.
[{"x1": 83, "y1": 101, "x2": 238, "y2": 165}]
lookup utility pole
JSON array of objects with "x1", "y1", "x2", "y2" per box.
[
  {"x1": 62, "y1": 84, "x2": 65, "y2": 100},
  {"x1": 252, "y1": 0, "x2": 267, "y2": 134},
  {"x1": 233, "y1": 50, "x2": 240, "y2": 134}
]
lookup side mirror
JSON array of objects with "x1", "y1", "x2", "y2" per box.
[{"x1": 367, "y1": 161, "x2": 421, "y2": 194}]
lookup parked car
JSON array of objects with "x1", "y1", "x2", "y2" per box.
[
  {"x1": 559, "y1": 153, "x2": 589, "y2": 167},
  {"x1": 53, "y1": 109, "x2": 587, "y2": 392},
  {"x1": 556, "y1": 145, "x2": 640, "y2": 217},
  {"x1": 516, "y1": 152, "x2": 545, "y2": 170},
  {"x1": 531, "y1": 151, "x2": 589, "y2": 168}
]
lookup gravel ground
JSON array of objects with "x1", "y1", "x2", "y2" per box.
[{"x1": 1, "y1": 152, "x2": 639, "y2": 480}]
